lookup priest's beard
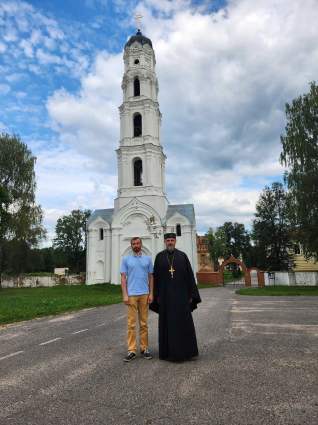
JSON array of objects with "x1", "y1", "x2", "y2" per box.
[{"x1": 166, "y1": 245, "x2": 175, "y2": 252}]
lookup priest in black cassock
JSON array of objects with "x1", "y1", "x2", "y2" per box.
[{"x1": 149, "y1": 233, "x2": 201, "y2": 361}]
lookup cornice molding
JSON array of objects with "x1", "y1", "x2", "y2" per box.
[
  {"x1": 116, "y1": 144, "x2": 163, "y2": 155},
  {"x1": 118, "y1": 99, "x2": 159, "y2": 112}
]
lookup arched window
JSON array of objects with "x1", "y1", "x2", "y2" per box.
[
  {"x1": 176, "y1": 224, "x2": 182, "y2": 237},
  {"x1": 133, "y1": 114, "x2": 142, "y2": 137},
  {"x1": 134, "y1": 78, "x2": 140, "y2": 96},
  {"x1": 99, "y1": 228, "x2": 104, "y2": 240},
  {"x1": 134, "y1": 159, "x2": 143, "y2": 186}
]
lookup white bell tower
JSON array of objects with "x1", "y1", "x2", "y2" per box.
[
  {"x1": 86, "y1": 21, "x2": 198, "y2": 285},
  {"x1": 114, "y1": 28, "x2": 168, "y2": 219}
]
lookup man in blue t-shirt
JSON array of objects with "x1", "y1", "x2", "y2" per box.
[{"x1": 120, "y1": 237, "x2": 154, "y2": 362}]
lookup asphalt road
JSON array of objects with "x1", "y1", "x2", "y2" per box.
[{"x1": 0, "y1": 286, "x2": 317, "y2": 425}]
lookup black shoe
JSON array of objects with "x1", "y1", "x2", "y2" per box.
[
  {"x1": 123, "y1": 351, "x2": 136, "y2": 362},
  {"x1": 140, "y1": 349, "x2": 152, "y2": 359}
]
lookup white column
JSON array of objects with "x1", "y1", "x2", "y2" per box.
[
  {"x1": 90, "y1": 229, "x2": 98, "y2": 284},
  {"x1": 140, "y1": 77, "x2": 146, "y2": 98},
  {"x1": 86, "y1": 230, "x2": 90, "y2": 284},
  {"x1": 192, "y1": 228, "x2": 198, "y2": 280},
  {"x1": 122, "y1": 153, "x2": 128, "y2": 188},
  {"x1": 158, "y1": 156, "x2": 162, "y2": 189},
  {"x1": 146, "y1": 153, "x2": 152, "y2": 186},
  {"x1": 144, "y1": 104, "x2": 150, "y2": 136},
  {"x1": 111, "y1": 228, "x2": 120, "y2": 284},
  {"x1": 128, "y1": 81, "x2": 133, "y2": 100},
  {"x1": 118, "y1": 228, "x2": 123, "y2": 285},
  {"x1": 158, "y1": 114, "x2": 162, "y2": 144},
  {"x1": 105, "y1": 229, "x2": 112, "y2": 283},
  {"x1": 162, "y1": 158, "x2": 166, "y2": 192}
]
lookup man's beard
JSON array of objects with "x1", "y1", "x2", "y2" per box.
[
  {"x1": 166, "y1": 245, "x2": 175, "y2": 251},
  {"x1": 133, "y1": 247, "x2": 141, "y2": 252}
]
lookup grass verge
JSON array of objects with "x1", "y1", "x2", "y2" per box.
[
  {"x1": 236, "y1": 286, "x2": 318, "y2": 296},
  {"x1": 0, "y1": 283, "x2": 123, "y2": 326},
  {"x1": 197, "y1": 284, "x2": 221, "y2": 289}
]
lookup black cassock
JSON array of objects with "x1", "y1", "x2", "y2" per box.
[{"x1": 149, "y1": 249, "x2": 201, "y2": 360}]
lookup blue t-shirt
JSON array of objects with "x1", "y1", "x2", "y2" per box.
[{"x1": 120, "y1": 254, "x2": 154, "y2": 296}]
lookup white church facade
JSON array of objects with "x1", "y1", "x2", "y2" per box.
[{"x1": 86, "y1": 28, "x2": 198, "y2": 285}]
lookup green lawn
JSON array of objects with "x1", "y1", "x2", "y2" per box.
[
  {"x1": 0, "y1": 283, "x2": 123, "y2": 325},
  {"x1": 236, "y1": 286, "x2": 318, "y2": 296},
  {"x1": 223, "y1": 270, "x2": 244, "y2": 284},
  {"x1": 197, "y1": 284, "x2": 221, "y2": 289}
]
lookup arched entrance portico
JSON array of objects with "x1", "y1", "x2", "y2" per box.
[
  {"x1": 196, "y1": 255, "x2": 265, "y2": 286},
  {"x1": 247, "y1": 267, "x2": 265, "y2": 286},
  {"x1": 218, "y1": 255, "x2": 264, "y2": 286},
  {"x1": 219, "y1": 255, "x2": 247, "y2": 285}
]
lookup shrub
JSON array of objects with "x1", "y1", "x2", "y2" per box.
[
  {"x1": 19, "y1": 273, "x2": 56, "y2": 276},
  {"x1": 232, "y1": 269, "x2": 240, "y2": 278}
]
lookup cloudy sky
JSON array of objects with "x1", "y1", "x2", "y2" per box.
[{"x1": 1, "y1": 0, "x2": 318, "y2": 244}]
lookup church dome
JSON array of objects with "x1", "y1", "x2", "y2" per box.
[{"x1": 125, "y1": 30, "x2": 153, "y2": 49}]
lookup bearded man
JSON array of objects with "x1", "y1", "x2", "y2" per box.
[
  {"x1": 149, "y1": 233, "x2": 201, "y2": 361},
  {"x1": 120, "y1": 237, "x2": 154, "y2": 362}
]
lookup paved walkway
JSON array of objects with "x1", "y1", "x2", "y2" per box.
[{"x1": 0, "y1": 286, "x2": 317, "y2": 424}]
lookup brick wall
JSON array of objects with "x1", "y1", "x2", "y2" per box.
[{"x1": 197, "y1": 272, "x2": 221, "y2": 285}]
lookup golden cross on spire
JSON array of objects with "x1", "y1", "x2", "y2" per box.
[{"x1": 135, "y1": 13, "x2": 143, "y2": 31}]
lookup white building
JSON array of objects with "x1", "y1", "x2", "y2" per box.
[{"x1": 86, "y1": 29, "x2": 198, "y2": 285}]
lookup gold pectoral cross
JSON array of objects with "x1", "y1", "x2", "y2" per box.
[{"x1": 169, "y1": 265, "x2": 175, "y2": 278}]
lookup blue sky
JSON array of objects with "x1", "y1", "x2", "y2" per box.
[{"x1": 1, "y1": 0, "x2": 318, "y2": 245}]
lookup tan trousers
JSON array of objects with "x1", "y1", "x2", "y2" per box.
[{"x1": 126, "y1": 294, "x2": 149, "y2": 354}]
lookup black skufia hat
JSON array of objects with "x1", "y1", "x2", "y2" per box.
[{"x1": 164, "y1": 233, "x2": 176, "y2": 240}]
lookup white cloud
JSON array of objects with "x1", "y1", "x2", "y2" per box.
[
  {"x1": 2, "y1": 25, "x2": 18, "y2": 42},
  {"x1": 43, "y1": 35, "x2": 56, "y2": 50},
  {"x1": 30, "y1": 29, "x2": 42, "y2": 45},
  {"x1": 42, "y1": 208, "x2": 68, "y2": 241},
  {"x1": 0, "y1": 65, "x2": 9, "y2": 73},
  {"x1": 0, "y1": 40, "x2": 7, "y2": 52},
  {"x1": 43, "y1": 0, "x2": 318, "y2": 233},
  {"x1": 29, "y1": 140, "x2": 116, "y2": 234},
  {"x1": 45, "y1": 24, "x2": 65, "y2": 40},
  {"x1": 13, "y1": 91, "x2": 27, "y2": 98},
  {"x1": 3, "y1": 0, "x2": 317, "y2": 237},
  {"x1": 0, "y1": 84, "x2": 11, "y2": 95},
  {"x1": 29, "y1": 64, "x2": 41, "y2": 74},
  {"x1": 5, "y1": 72, "x2": 28, "y2": 83},
  {"x1": 36, "y1": 48, "x2": 62, "y2": 65},
  {"x1": 192, "y1": 188, "x2": 261, "y2": 231},
  {"x1": 0, "y1": 121, "x2": 9, "y2": 131},
  {"x1": 20, "y1": 39, "x2": 34, "y2": 58},
  {"x1": 46, "y1": 51, "x2": 122, "y2": 169}
]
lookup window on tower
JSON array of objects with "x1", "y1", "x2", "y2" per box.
[
  {"x1": 134, "y1": 159, "x2": 143, "y2": 186},
  {"x1": 176, "y1": 224, "x2": 182, "y2": 237},
  {"x1": 134, "y1": 78, "x2": 140, "y2": 96},
  {"x1": 133, "y1": 114, "x2": 142, "y2": 137}
]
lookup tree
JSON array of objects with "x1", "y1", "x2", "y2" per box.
[
  {"x1": 252, "y1": 182, "x2": 295, "y2": 271},
  {"x1": 280, "y1": 82, "x2": 318, "y2": 261},
  {"x1": 0, "y1": 133, "x2": 46, "y2": 274},
  {"x1": 0, "y1": 186, "x2": 12, "y2": 289},
  {"x1": 217, "y1": 222, "x2": 251, "y2": 268},
  {"x1": 205, "y1": 228, "x2": 229, "y2": 271},
  {"x1": 53, "y1": 209, "x2": 92, "y2": 273}
]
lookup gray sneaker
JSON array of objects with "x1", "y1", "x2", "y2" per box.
[
  {"x1": 123, "y1": 351, "x2": 136, "y2": 362},
  {"x1": 140, "y1": 349, "x2": 152, "y2": 359}
]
